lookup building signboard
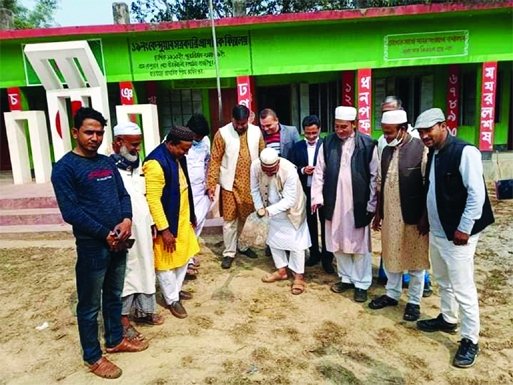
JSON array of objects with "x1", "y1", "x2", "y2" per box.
[
  {"x1": 384, "y1": 30, "x2": 468, "y2": 61},
  {"x1": 130, "y1": 34, "x2": 251, "y2": 81}
]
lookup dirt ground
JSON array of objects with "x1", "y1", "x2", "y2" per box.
[{"x1": 1, "y1": 193, "x2": 512, "y2": 385}]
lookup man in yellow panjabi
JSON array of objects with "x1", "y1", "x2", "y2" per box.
[{"x1": 143, "y1": 126, "x2": 199, "y2": 319}]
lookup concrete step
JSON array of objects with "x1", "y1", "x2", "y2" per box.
[
  {"x1": 0, "y1": 223, "x2": 72, "y2": 234},
  {"x1": 0, "y1": 208, "x2": 65, "y2": 226},
  {"x1": 0, "y1": 196, "x2": 59, "y2": 210}
]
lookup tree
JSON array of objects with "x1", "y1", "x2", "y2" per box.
[
  {"x1": 0, "y1": 0, "x2": 59, "y2": 29},
  {"x1": 130, "y1": 0, "x2": 504, "y2": 22}
]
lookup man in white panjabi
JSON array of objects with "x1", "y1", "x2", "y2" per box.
[
  {"x1": 250, "y1": 148, "x2": 311, "y2": 295},
  {"x1": 110, "y1": 122, "x2": 164, "y2": 341},
  {"x1": 311, "y1": 106, "x2": 378, "y2": 303},
  {"x1": 185, "y1": 113, "x2": 212, "y2": 277}
]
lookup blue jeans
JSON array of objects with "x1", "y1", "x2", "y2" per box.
[{"x1": 75, "y1": 240, "x2": 127, "y2": 364}]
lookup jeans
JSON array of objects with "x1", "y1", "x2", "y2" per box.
[{"x1": 75, "y1": 240, "x2": 127, "y2": 364}]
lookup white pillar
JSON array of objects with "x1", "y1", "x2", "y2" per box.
[{"x1": 4, "y1": 111, "x2": 52, "y2": 184}]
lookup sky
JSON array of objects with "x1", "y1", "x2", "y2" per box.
[{"x1": 21, "y1": 0, "x2": 117, "y2": 27}]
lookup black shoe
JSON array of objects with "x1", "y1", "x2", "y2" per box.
[
  {"x1": 417, "y1": 313, "x2": 458, "y2": 334},
  {"x1": 453, "y1": 338, "x2": 479, "y2": 368},
  {"x1": 169, "y1": 301, "x2": 187, "y2": 319},
  {"x1": 423, "y1": 284, "x2": 434, "y2": 298},
  {"x1": 239, "y1": 248, "x2": 258, "y2": 259},
  {"x1": 403, "y1": 303, "x2": 421, "y2": 321},
  {"x1": 354, "y1": 289, "x2": 368, "y2": 303},
  {"x1": 321, "y1": 262, "x2": 335, "y2": 274},
  {"x1": 368, "y1": 295, "x2": 398, "y2": 310},
  {"x1": 179, "y1": 290, "x2": 193, "y2": 300},
  {"x1": 330, "y1": 282, "x2": 354, "y2": 293},
  {"x1": 221, "y1": 256, "x2": 234, "y2": 269},
  {"x1": 305, "y1": 256, "x2": 320, "y2": 267}
]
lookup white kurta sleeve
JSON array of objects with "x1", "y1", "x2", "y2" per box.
[
  {"x1": 366, "y1": 146, "x2": 379, "y2": 213},
  {"x1": 266, "y1": 171, "x2": 297, "y2": 217},
  {"x1": 250, "y1": 160, "x2": 265, "y2": 211},
  {"x1": 311, "y1": 144, "x2": 325, "y2": 206}
]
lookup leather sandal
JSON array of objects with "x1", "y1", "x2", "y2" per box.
[
  {"x1": 88, "y1": 356, "x2": 122, "y2": 379},
  {"x1": 105, "y1": 337, "x2": 149, "y2": 353},
  {"x1": 291, "y1": 279, "x2": 306, "y2": 295},
  {"x1": 262, "y1": 269, "x2": 288, "y2": 283},
  {"x1": 133, "y1": 314, "x2": 165, "y2": 326}
]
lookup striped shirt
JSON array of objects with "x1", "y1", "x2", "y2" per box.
[{"x1": 265, "y1": 130, "x2": 281, "y2": 155}]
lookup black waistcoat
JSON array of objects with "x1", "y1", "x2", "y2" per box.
[
  {"x1": 425, "y1": 135, "x2": 494, "y2": 240},
  {"x1": 323, "y1": 132, "x2": 376, "y2": 228},
  {"x1": 380, "y1": 136, "x2": 425, "y2": 225}
]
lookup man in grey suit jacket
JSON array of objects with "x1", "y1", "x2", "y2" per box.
[{"x1": 259, "y1": 108, "x2": 300, "y2": 159}]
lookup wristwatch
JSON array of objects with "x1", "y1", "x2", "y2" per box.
[{"x1": 257, "y1": 208, "x2": 266, "y2": 218}]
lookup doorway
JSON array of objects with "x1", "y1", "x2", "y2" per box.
[{"x1": 257, "y1": 85, "x2": 292, "y2": 125}]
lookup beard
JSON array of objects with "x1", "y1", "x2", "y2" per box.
[{"x1": 120, "y1": 145, "x2": 139, "y2": 163}]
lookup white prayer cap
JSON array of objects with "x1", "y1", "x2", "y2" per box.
[
  {"x1": 382, "y1": 110, "x2": 407, "y2": 125},
  {"x1": 335, "y1": 106, "x2": 357, "y2": 121},
  {"x1": 113, "y1": 121, "x2": 142, "y2": 136},
  {"x1": 260, "y1": 148, "x2": 279, "y2": 166}
]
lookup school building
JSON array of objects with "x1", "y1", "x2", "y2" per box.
[{"x1": 0, "y1": 1, "x2": 512, "y2": 172}]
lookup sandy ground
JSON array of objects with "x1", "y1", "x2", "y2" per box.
[{"x1": 1, "y1": 193, "x2": 512, "y2": 385}]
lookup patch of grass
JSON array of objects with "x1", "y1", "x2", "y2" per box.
[
  {"x1": 317, "y1": 360, "x2": 362, "y2": 385},
  {"x1": 374, "y1": 328, "x2": 401, "y2": 348},
  {"x1": 222, "y1": 359, "x2": 248, "y2": 376},
  {"x1": 194, "y1": 315, "x2": 214, "y2": 329},
  {"x1": 403, "y1": 354, "x2": 427, "y2": 370},
  {"x1": 312, "y1": 320, "x2": 348, "y2": 352},
  {"x1": 251, "y1": 347, "x2": 272, "y2": 362},
  {"x1": 345, "y1": 351, "x2": 374, "y2": 366},
  {"x1": 482, "y1": 338, "x2": 513, "y2": 351},
  {"x1": 231, "y1": 322, "x2": 256, "y2": 343},
  {"x1": 485, "y1": 269, "x2": 508, "y2": 291},
  {"x1": 180, "y1": 355, "x2": 194, "y2": 367}
]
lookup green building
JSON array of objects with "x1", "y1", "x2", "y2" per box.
[{"x1": 0, "y1": 1, "x2": 512, "y2": 170}]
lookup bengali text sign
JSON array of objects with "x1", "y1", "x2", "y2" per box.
[
  {"x1": 384, "y1": 30, "x2": 468, "y2": 61},
  {"x1": 130, "y1": 34, "x2": 251, "y2": 80}
]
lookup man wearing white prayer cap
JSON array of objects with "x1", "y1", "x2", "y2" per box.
[
  {"x1": 250, "y1": 148, "x2": 311, "y2": 295},
  {"x1": 368, "y1": 109, "x2": 429, "y2": 322},
  {"x1": 111, "y1": 122, "x2": 164, "y2": 339},
  {"x1": 311, "y1": 106, "x2": 379, "y2": 303}
]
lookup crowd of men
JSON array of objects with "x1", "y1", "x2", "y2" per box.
[{"x1": 51, "y1": 99, "x2": 494, "y2": 379}]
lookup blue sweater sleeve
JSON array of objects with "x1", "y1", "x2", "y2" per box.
[{"x1": 52, "y1": 160, "x2": 112, "y2": 239}]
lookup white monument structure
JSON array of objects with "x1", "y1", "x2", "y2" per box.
[{"x1": 4, "y1": 40, "x2": 162, "y2": 184}]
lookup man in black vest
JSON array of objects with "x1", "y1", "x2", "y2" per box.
[
  {"x1": 415, "y1": 108, "x2": 494, "y2": 369},
  {"x1": 369, "y1": 110, "x2": 429, "y2": 322},
  {"x1": 288, "y1": 115, "x2": 334, "y2": 274},
  {"x1": 311, "y1": 106, "x2": 378, "y2": 303}
]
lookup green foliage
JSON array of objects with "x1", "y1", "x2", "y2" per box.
[
  {"x1": 130, "y1": 0, "x2": 504, "y2": 22},
  {"x1": 0, "y1": 0, "x2": 59, "y2": 29}
]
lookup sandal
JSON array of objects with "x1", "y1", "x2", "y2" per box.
[
  {"x1": 133, "y1": 314, "x2": 165, "y2": 326},
  {"x1": 262, "y1": 270, "x2": 288, "y2": 283},
  {"x1": 190, "y1": 257, "x2": 200, "y2": 267},
  {"x1": 123, "y1": 324, "x2": 145, "y2": 341},
  {"x1": 291, "y1": 279, "x2": 306, "y2": 295},
  {"x1": 185, "y1": 267, "x2": 198, "y2": 280},
  {"x1": 88, "y1": 356, "x2": 122, "y2": 379}
]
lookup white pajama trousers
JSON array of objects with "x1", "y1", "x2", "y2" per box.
[
  {"x1": 270, "y1": 247, "x2": 305, "y2": 275},
  {"x1": 156, "y1": 264, "x2": 188, "y2": 304},
  {"x1": 385, "y1": 269, "x2": 425, "y2": 305},
  {"x1": 430, "y1": 233, "x2": 480, "y2": 344},
  {"x1": 223, "y1": 218, "x2": 249, "y2": 258},
  {"x1": 334, "y1": 252, "x2": 372, "y2": 290}
]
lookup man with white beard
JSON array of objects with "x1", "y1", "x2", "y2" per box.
[{"x1": 111, "y1": 122, "x2": 164, "y2": 341}]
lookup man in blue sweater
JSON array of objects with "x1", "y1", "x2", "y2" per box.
[{"x1": 52, "y1": 107, "x2": 148, "y2": 379}]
